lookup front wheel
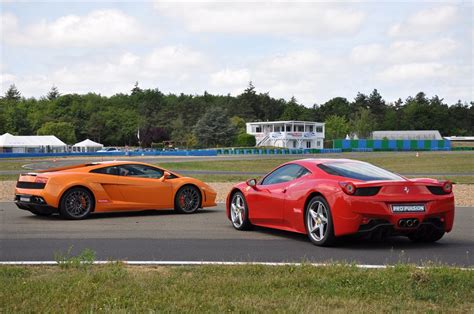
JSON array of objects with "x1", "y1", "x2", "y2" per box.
[
  {"x1": 59, "y1": 187, "x2": 94, "y2": 220},
  {"x1": 305, "y1": 196, "x2": 336, "y2": 246},
  {"x1": 230, "y1": 192, "x2": 252, "y2": 230},
  {"x1": 174, "y1": 185, "x2": 201, "y2": 214}
]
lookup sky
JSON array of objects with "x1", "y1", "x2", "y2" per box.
[{"x1": 1, "y1": 0, "x2": 473, "y2": 106}]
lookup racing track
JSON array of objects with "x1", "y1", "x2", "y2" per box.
[{"x1": 1, "y1": 203, "x2": 473, "y2": 266}]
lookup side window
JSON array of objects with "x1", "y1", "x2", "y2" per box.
[
  {"x1": 90, "y1": 166, "x2": 120, "y2": 176},
  {"x1": 119, "y1": 164, "x2": 164, "y2": 179},
  {"x1": 261, "y1": 164, "x2": 311, "y2": 185}
]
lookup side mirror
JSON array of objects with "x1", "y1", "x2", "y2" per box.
[
  {"x1": 161, "y1": 171, "x2": 171, "y2": 182},
  {"x1": 246, "y1": 178, "x2": 257, "y2": 188}
]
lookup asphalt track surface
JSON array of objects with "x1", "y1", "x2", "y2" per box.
[{"x1": 1, "y1": 202, "x2": 473, "y2": 266}]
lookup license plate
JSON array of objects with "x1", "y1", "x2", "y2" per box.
[
  {"x1": 20, "y1": 196, "x2": 30, "y2": 202},
  {"x1": 391, "y1": 204, "x2": 425, "y2": 213}
]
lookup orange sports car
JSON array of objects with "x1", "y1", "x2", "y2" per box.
[{"x1": 14, "y1": 161, "x2": 217, "y2": 219}]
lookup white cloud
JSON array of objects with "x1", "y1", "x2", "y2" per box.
[
  {"x1": 350, "y1": 44, "x2": 384, "y2": 64},
  {"x1": 210, "y1": 69, "x2": 250, "y2": 87},
  {"x1": 388, "y1": 38, "x2": 458, "y2": 62},
  {"x1": 389, "y1": 5, "x2": 458, "y2": 37},
  {"x1": 4, "y1": 46, "x2": 209, "y2": 96},
  {"x1": 1, "y1": 9, "x2": 154, "y2": 48},
  {"x1": 351, "y1": 38, "x2": 459, "y2": 64},
  {"x1": 153, "y1": 1, "x2": 366, "y2": 37},
  {"x1": 378, "y1": 62, "x2": 456, "y2": 81}
]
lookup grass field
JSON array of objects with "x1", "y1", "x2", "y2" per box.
[
  {"x1": 1, "y1": 264, "x2": 472, "y2": 312},
  {"x1": 161, "y1": 152, "x2": 474, "y2": 183},
  {"x1": 1, "y1": 152, "x2": 473, "y2": 183}
]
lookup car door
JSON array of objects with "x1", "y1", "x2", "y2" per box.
[
  {"x1": 89, "y1": 165, "x2": 125, "y2": 204},
  {"x1": 117, "y1": 164, "x2": 174, "y2": 208},
  {"x1": 248, "y1": 164, "x2": 310, "y2": 227}
]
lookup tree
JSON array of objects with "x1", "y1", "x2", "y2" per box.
[
  {"x1": 170, "y1": 115, "x2": 188, "y2": 145},
  {"x1": 351, "y1": 107, "x2": 375, "y2": 138},
  {"x1": 37, "y1": 121, "x2": 76, "y2": 144},
  {"x1": 230, "y1": 116, "x2": 246, "y2": 134},
  {"x1": 324, "y1": 115, "x2": 350, "y2": 140},
  {"x1": 235, "y1": 133, "x2": 256, "y2": 147},
  {"x1": 139, "y1": 127, "x2": 169, "y2": 148},
  {"x1": 4, "y1": 84, "x2": 21, "y2": 101},
  {"x1": 194, "y1": 107, "x2": 237, "y2": 147},
  {"x1": 318, "y1": 97, "x2": 351, "y2": 120},
  {"x1": 47, "y1": 86, "x2": 60, "y2": 100},
  {"x1": 131, "y1": 81, "x2": 142, "y2": 95}
]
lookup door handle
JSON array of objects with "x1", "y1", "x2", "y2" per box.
[{"x1": 282, "y1": 188, "x2": 287, "y2": 193}]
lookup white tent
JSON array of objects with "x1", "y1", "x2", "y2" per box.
[
  {"x1": 72, "y1": 139, "x2": 103, "y2": 152},
  {"x1": 0, "y1": 133, "x2": 67, "y2": 153}
]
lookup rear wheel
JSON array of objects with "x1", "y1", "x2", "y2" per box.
[
  {"x1": 174, "y1": 185, "x2": 201, "y2": 214},
  {"x1": 305, "y1": 196, "x2": 336, "y2": 246},
  {"x1": 59, "y1": 187, "x2": 94, "y2": 220}
]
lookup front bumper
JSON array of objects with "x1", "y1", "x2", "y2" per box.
[{"x1": 14, "y1": 194, "x2": 58, "y2": 214}]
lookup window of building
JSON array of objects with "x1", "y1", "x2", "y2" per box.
[
  {"x1": 255, "y1": 126, "x2": 262, "y2": 133},
  {"x1": 306, "y1": 141, "x2": 311, "y2": 148},
  {"x1": 286, "y1": 125, "x2": 291, "y2": 132},
  {"x1": 297, "y1": 125, "x2": 304, "y2": 132},
  {"x1": 308, "y1": 126, "x2": 313, "y2": 132},
  {"x1": 293, "y1": 141, "x2": 297, "y2": 148},
  {"x1": 316, "y1": 126, "x2": 323, "y2": 133}
]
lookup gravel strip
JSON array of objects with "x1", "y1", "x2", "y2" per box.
[{"x1": 2, "y1": 181, "x2": 472, "y2": 207}]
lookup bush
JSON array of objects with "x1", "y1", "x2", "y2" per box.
[{"x1": 235, "y1": 133, "x2": 256, "y2": 147}]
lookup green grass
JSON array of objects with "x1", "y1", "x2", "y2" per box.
[
  {"x1": 1, "y1": 264, "x2": 473, "y2": 312},
  {"x1": 0, "y1": 161, "x2": 26, "y2": 171},
  {"x1": 158, "y1": 152, "x2": 474, "y2": 174}
]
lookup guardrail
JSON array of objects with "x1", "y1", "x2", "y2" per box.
[
  {"x1": 0, "y1": 150, "x2": 218, "y2": 159},
  {"x1": 333, "y1": 139, "x2": 451, "y2": 151},
  {"x1": 216, "y1": 148, "x2": 342, "y2": 155}
]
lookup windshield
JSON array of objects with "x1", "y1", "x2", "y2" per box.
[{"x1": 318, "y1": 162, "x2": 405, "y2": 181}]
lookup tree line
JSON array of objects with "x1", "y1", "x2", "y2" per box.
[{"x1": 0, "y1": 82, "x2": 472, "y2": 148}]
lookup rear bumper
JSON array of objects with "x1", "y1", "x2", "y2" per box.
[
  {"x1": 332, "y1": 194, "x2": 455, "y2": 236},
  {"x1": 14, "y1": 194, "x2": 58, "y2": 214}
]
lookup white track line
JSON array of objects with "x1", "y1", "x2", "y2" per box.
[{"x1": 0, "y1": 261, "x2": 472, "y2": 270}]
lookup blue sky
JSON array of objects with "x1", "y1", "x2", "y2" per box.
[{"x1": 1, "y1": 1, "x2": 472, "y2": 106}]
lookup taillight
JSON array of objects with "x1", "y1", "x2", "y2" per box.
[
  {"x1": 35, "y1": 176, "x2": 48, "y2": 184},
  {"x1": 442, "y1": 181, "x2": 452, "y2": 193},
  {"x1": 339, "y1": 182, "x2": 356, "y2": 195}
]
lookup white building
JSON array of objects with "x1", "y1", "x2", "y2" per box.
[
  {"x1": 72, "y1": 139, "x2": 104, "y2": 152},
  {"x1": 0, "y1": 133, "x2": 67, "y2": 153},
  {"x1": 246, "y1": 121, "x2": 325, "y2": 149},
  {"x1": 372, "y1": 130, "x2": 442, "y2": 140}
]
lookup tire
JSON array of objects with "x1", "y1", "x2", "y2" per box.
[
  {"x1": 408, "y1": 228, "x2": 445, "y2": 243},
  {"x1": 174, "y1": 185, "x2": 201, "y2": 214},
  {"x1": 305, "y1": 196, "x2": 336, "y2": 246},
  {"x1": 59, "y1": 187, "x2": 94, "y2": 220},
  {"x1": 230, "y1": 191, "x2": 252, "y2": 230}
]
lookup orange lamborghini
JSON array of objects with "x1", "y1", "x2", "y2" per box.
[{"x1": 14, "y1": 161, "x2": 217, "y2": 219}]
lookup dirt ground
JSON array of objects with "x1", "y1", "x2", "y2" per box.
[{"x1": 2, "y1": 181, "x2": 473, "y2": 207}]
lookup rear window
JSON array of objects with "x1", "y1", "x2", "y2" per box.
[{"x1": 318, "y1": 162, "x2": 404, "y2": 181}]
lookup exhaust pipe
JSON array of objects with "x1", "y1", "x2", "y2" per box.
[{"x1": 399, "y1": 218, "x2": 419, "y2": 228}]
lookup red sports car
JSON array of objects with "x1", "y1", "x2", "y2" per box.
[{"x1": 226, "y1": 159, "x2": 454, "y2": 246}]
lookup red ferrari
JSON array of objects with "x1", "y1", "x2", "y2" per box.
[{"x1": 226, "y1": 159, "x2": 454, "y2": 246}]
